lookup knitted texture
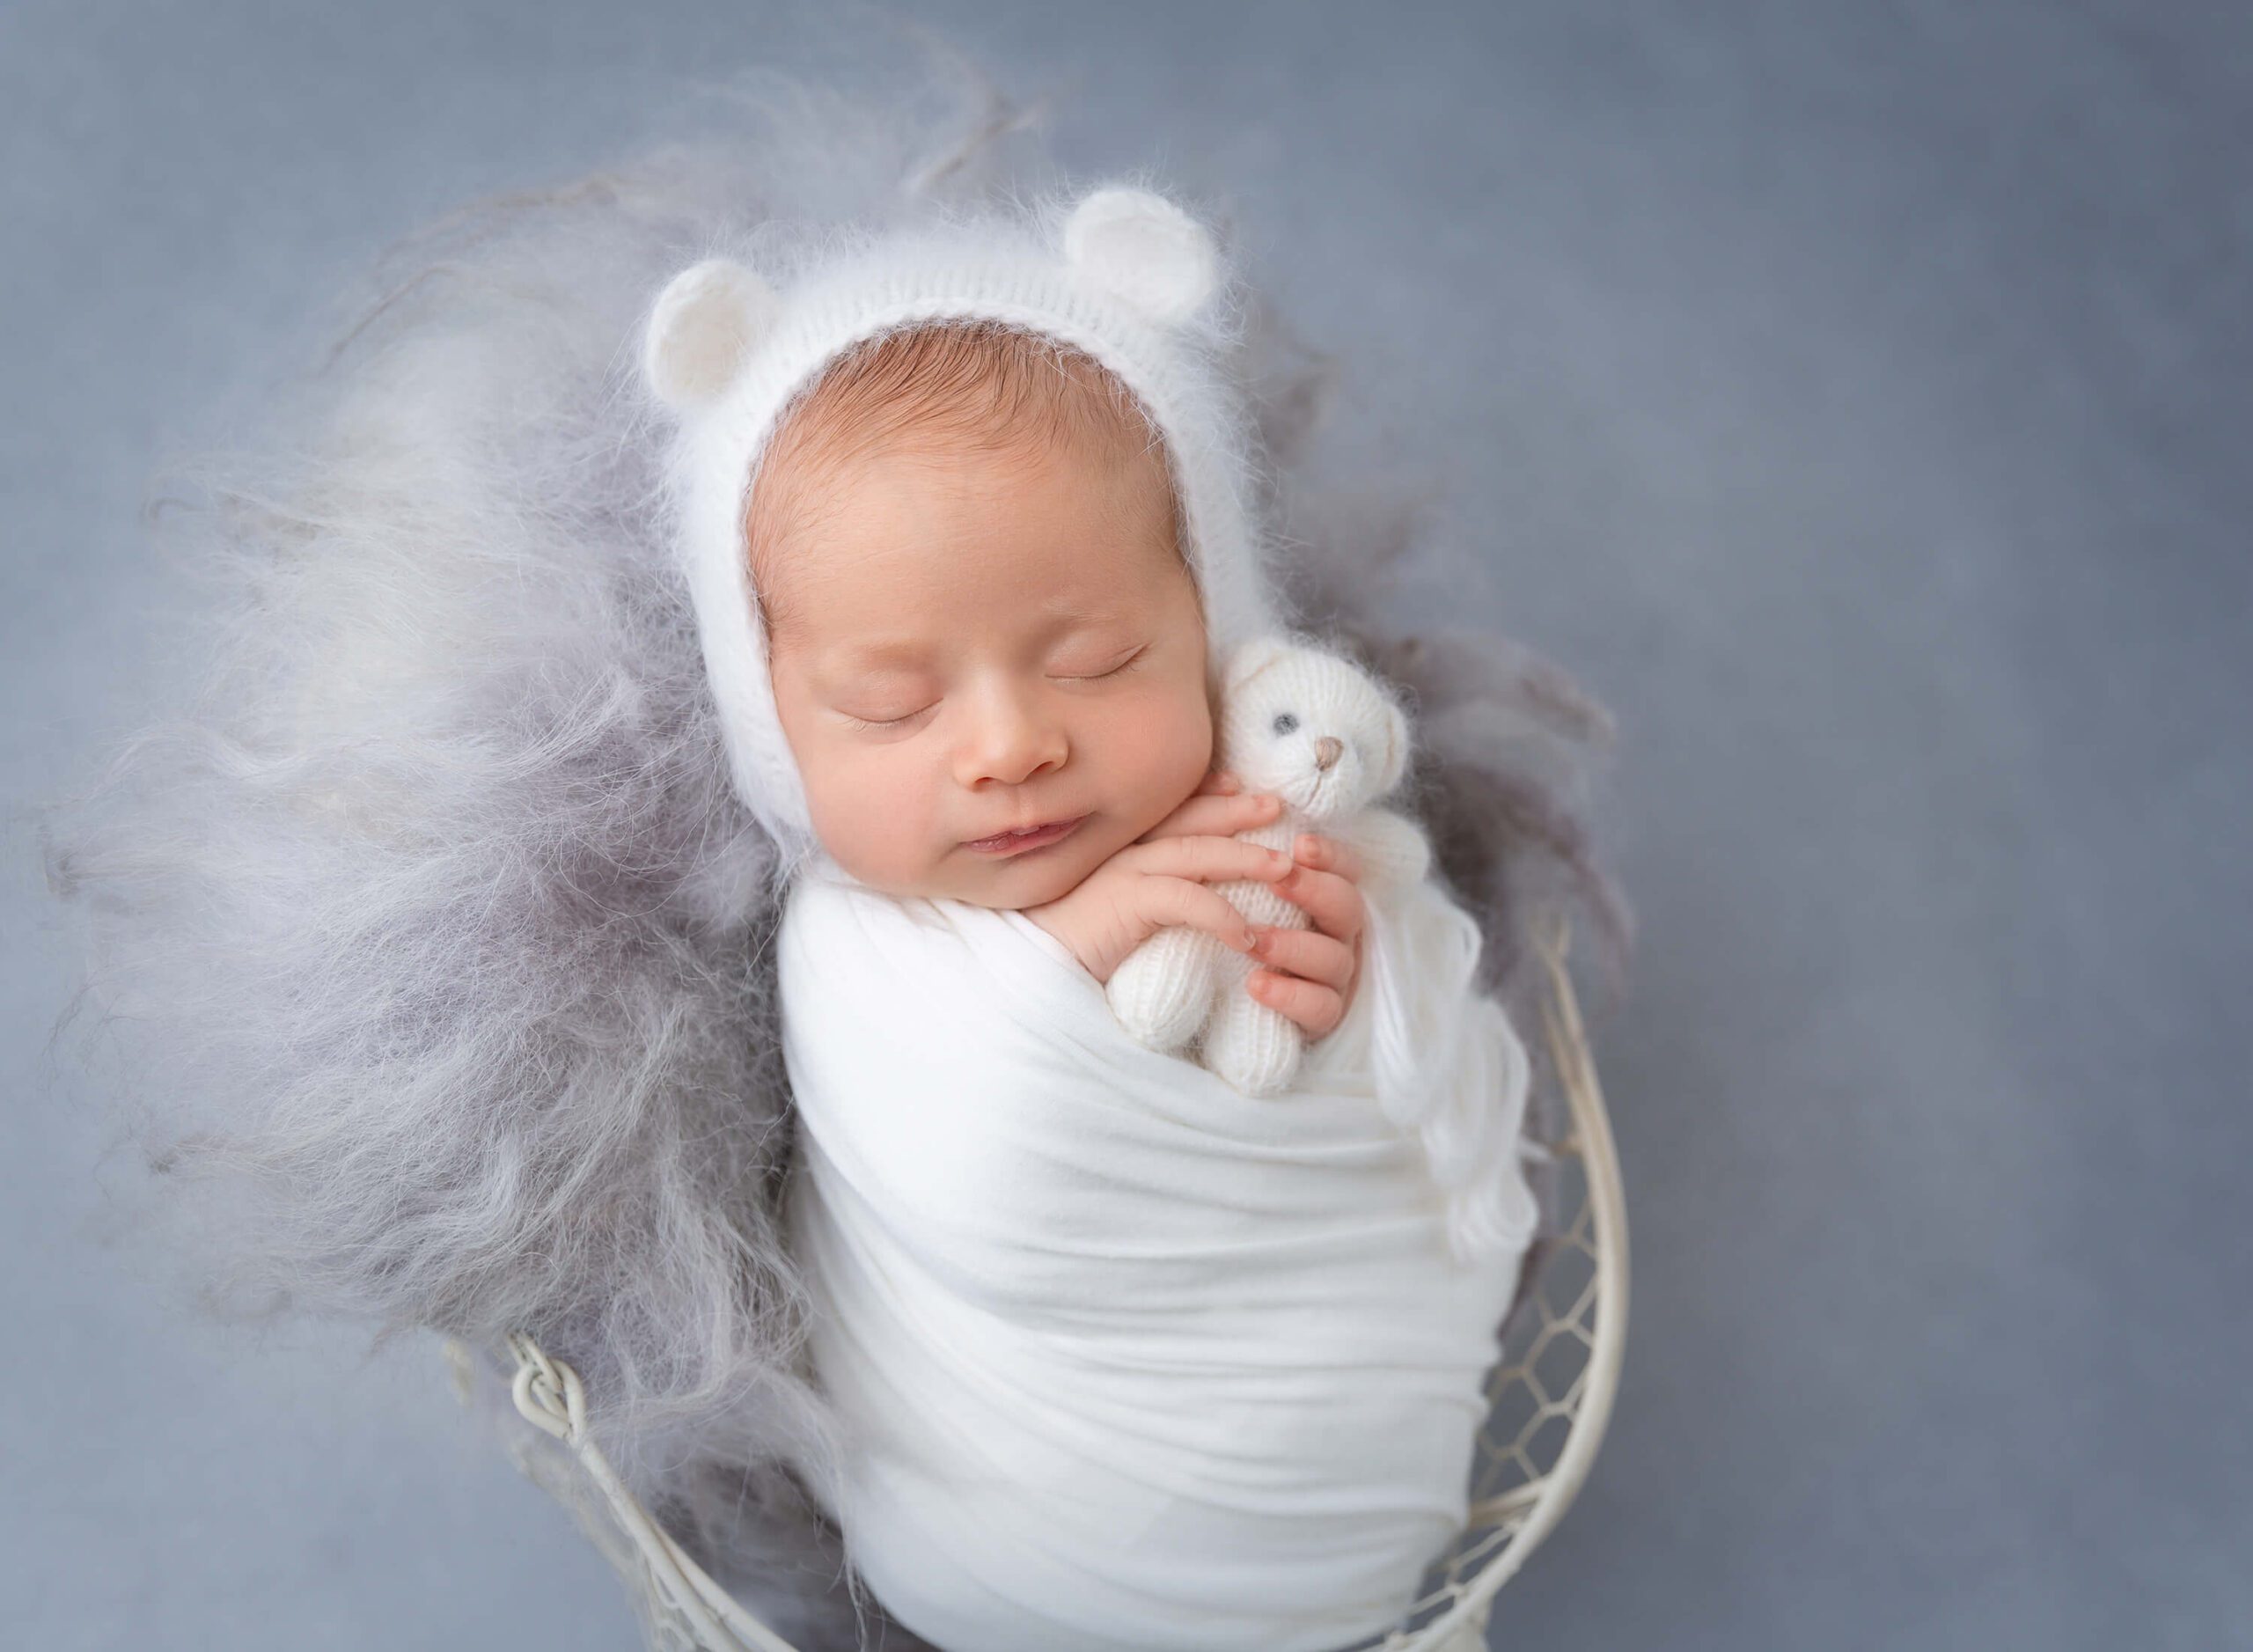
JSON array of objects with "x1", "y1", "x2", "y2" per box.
[
  {"x1": 1108, "y1": 636, "x2": 1414, "y2": 1095},
  {"x1": 640, "y1": 186, "x2": 1285, "y2": 867},
  {"x1": 1109, "y1": 633, "x2": 1539, "y2": 1261}
]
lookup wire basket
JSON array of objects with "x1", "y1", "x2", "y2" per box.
[{"x1": 449, "y1": 913, "x2": 1627, "y2": 1652}]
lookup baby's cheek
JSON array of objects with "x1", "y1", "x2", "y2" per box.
[
  {"x1": 803, "y1": 748, "x2": 936, "y2": 892},
  {"x1": 1107, "y1": 680, "x2": 1215, "y2": 835}
]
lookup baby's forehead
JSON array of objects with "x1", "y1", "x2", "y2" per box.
[
  {"x1": 758, "y1": 438, "x2": 1188, "y2": 650},
  {"x1": 751, "y1": 329, "x2": 1189, "y2": 645}
]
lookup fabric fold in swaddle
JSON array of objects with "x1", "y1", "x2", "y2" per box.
[{"x1": 780, "y1": 852, "x2": 1531, "y2": 1652}]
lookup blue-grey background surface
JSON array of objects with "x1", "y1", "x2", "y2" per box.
[{"x1": 5, "y1": 3, "x2": 2247, "y2": 1648}]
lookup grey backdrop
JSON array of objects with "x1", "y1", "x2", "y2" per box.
[{"x1": 5, "y1": 3, "x2": 2247, "y2": 1648}]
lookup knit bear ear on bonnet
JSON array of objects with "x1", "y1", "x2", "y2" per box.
[{"x1": 638, "y1": 184, "x2": 1286, "y2": 870}]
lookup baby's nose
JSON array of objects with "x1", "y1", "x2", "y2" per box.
[{"x1": 1313, "y1": 736, "x2": 1343, "y2": 771}]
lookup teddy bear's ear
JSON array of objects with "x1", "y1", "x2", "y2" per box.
[
  {"x1": 1374, "y1": 696, "x2": 1413, "y2": 796},
  {"x1": 642, "y1": 257, "x2": 781, "y2": 414},
  {"x1": 1062, "y1": 187, "x2": 1220, "y2": 326},
  {"x1": 1223, "y1": 635, "x2": 1294, "y2": 694}
]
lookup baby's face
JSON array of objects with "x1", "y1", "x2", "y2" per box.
[{"x1": 758, "y1": 422, "x2": 1215, "y2": 909}]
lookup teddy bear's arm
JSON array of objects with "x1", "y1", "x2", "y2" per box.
[{"x1": 1335, "y1": 806, "x2": 1434, "y2": 895}]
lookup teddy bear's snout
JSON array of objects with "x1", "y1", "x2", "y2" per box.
[{"x1": 1313, "y1": 736, "x2": 1343, "y2": 771}]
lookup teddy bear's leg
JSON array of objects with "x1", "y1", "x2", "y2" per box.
[
  {"x1": 1201, "y1": 966, "x2": 1306, "y2": 1097},
  {"x1": 1107, "y1": 924, "x2": 1228, "y2": 1052},
  {"x1": 1193, "y1": 872, "x2": 1308, "y2": 1095}
]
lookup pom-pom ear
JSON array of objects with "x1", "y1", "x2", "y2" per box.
[
  {"x1": 1375, "y1": 698, "x2": 1412, "y2": 796},
  {"x1": 1062, "y1": 187, "x2": 1220, "y2": 325},
  {"x1": 642, "y1": 258, "x2": 780, "y2": 413},
  {"x1": 1223, "y1": 635, "x2": 1296, "y2": 697}
]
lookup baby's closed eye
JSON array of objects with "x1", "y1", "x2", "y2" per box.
[
  {"x1": 840, "y1": 705, "x2": 934, "y2": 733},
  {"x1": 833, "y1": 643, "x2": 1150, "y2": 734},
  {"x1": 1065, "y1": 643, "x2": 1148, "y2": 680}
]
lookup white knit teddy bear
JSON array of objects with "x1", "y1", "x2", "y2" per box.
[{"x1": 1108, "y1": 635, "x2": 1435, "y2": 1095}]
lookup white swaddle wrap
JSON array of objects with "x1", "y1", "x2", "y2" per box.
[{"x1": 780, "y1": 852, "x2": 1535, "y2": 1652}]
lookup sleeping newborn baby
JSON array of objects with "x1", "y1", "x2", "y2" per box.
[
  {"x1": 752, "y1": 319, "x2": 1349, "y2": 1033},
  {"x1": 641, "y1": 187, "x2": 1533, "y2": 1652}
]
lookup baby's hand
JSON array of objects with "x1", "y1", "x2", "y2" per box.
[
  {"x1": 1142, "y1": 770, "x2": 1370, "y2": 1039},
  {"x1": 1250, "y1": 830, "x2": 1369, "y2": 1041},
  {"x1": 1024, "y1": 769, "x2": 1295, "y2": 985}
]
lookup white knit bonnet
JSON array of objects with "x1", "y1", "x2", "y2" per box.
[{"x1": 638, "y1": 183, "x2": 1287, "y2": 866}]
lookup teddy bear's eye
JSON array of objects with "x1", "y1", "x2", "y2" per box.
[{"x1": 1271, "y1": 712, "x2": 1299, "y2": 737}]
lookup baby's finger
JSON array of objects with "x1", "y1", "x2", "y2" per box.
[
  {"x1": 1247, "y1": 969, "x2": 1346, "y2": 1039},
  {"x1": 1126, "y1": 833, "x2": 1295, "y2": 887},
  {"x1": 1136, "y1": 789, "x2": 1282, "y2": 845},
  {"x1": 1247, "y1": 925, "x2": 1354, "y2": 993},
  {"x1": 1273, "y1": 862, "x2": 1367, "y2": 944},
  {"x1": 1292, "y1": 833, "x2": 1366, "y2": 888},
  {"x1": 1139, "y1": 877, "x2": 1263, "y2": 954}
]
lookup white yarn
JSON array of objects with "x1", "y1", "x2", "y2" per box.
[
  {"x1": 1363, "y1": 873, "x2": 1543, "y2": 1267},
  {"x1": 1105, "y1": 635, "x2": 1537, "y2": 1261},
  {"x1": 1107, "y1": 635, "x2": 1409, "y2": 1097}
]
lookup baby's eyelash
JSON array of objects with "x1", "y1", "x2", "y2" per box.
[
  {"x1": 840, "y1": 651, "x2": 1145, "y2": 733},
  {"x1": 1076, "y1": 649, "x2": 1148, "y2": 681},
  {"x1": 843, "y1": 709, "x2": 928, "y2": 732}
]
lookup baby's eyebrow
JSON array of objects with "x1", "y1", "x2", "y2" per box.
[
  {"x1": 824, "y1": 610, "x2": 1129, "y2": 674},
  {"x1": 828, "y1": 638, "x2": 934, "y2": 672}
]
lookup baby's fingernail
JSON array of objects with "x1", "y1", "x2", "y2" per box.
[
  {"x1": 1296, "y1": 835, "x2": 1320, "y2": 859},
  {"x1": 1241, "y1": 927, "x2": 1259, "y2": 950}
]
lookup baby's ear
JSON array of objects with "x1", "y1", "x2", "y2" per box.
[
  {"x1": 642, "y1": 258, "x2": 780, "y2": 413},
  {"x1": 1062, "y1": 187, "x2": 1221, "y2": 325}
]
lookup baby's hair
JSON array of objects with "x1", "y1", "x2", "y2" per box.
[{"x1": 745, "y1": 320, "x2": 1197, "y2": 646}]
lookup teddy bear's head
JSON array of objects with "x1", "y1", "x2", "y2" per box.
[{"x1": 1216, "y1": 637, "x2": 1411, "y2": 820}]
